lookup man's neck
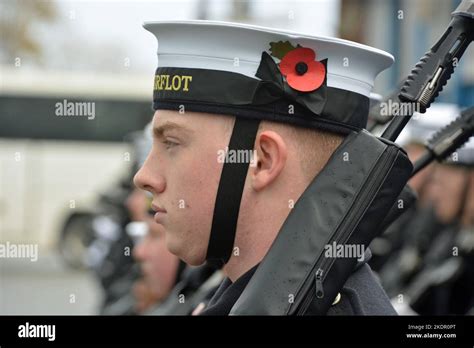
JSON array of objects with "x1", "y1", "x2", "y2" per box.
[
  {"x1": 221, "y1": 154, "x2": 316, "y2": 280},
  {"x1": 223, "y1": 189, "x2": 307, "y2": 282}
]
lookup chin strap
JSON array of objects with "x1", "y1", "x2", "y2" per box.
[{"x1": 205, "y1": 117, "x2": 261, "y2": 268}]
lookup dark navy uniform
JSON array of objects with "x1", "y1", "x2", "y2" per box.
[{"x1": 201, "y1": 251, "x2": 396, "y2": 316}]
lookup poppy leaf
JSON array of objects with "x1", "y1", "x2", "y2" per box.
[{"x1": 269, "y1": 41, "x2": 298, "y2": 60}]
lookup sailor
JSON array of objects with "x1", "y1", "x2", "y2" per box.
[
  {"x1": 384, "y1": 104, "x2": 474, "y2": 315},
  {"x1": 370, "y1": 104, "x2": 463, "y2": 273},
  {"x1": 134, "y1": 20, "x2": 398, "y2": 315}
]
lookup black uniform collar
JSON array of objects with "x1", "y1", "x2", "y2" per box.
[
  {"x1": 199, "y1": 251, "x2": 372, "y2": 316},
  {"x1": 199, "y1": 264, "x2": 259, "y2": 316}
]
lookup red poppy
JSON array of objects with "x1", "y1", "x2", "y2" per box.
[{"x1": 279, "y1": 47, "x2": 325, "y2": 92}]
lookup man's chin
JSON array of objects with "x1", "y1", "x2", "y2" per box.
[
  {"x1": 166, "y1": 237, "x2": 205, "y2": 266},
  {"x1": 164, "y1": 234, "x2": 179, "y2": 256},
  {"x1": 184, "y1": 255, "x2": 206, "y2": 267}
]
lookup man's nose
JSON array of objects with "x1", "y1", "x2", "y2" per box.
[
  {"x1": 133, "y1": 161, "x2": 166, "y2": 195},
  {"x1": 133, "y1": 165, "x2": 148, "y2": 191}
]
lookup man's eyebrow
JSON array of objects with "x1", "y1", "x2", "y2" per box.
[{"x1": 153, "y1": 121, "x2": 192, "y2": 138}]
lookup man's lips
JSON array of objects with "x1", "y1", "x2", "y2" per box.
[
  {"x1": 151, "y1": 203, "x2": 167, "y2": 224},
  {"x1": 151, "y1": 203, "x2": 167, "y2": 213},
  {"x1": 153, "y1": 212, "x2": 166, "y2": 224}
]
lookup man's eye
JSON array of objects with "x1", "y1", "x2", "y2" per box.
[{"x1": 162, "y1": 139, "x2": 178, "y2": 149}]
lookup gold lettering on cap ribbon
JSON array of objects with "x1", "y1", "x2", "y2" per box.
[{"x1": 154, "y1": 74, "x2": 193, "y2": 92}]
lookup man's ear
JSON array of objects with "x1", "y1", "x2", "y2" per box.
[{"x1": 250, "y1": 130, "x2": 288, "y2": 191}]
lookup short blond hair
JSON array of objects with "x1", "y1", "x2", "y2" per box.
[
  {"x1": 221, "y1": 115, "x2": 343, "y2": 179},
  {"x1": 259, "y1": 121, "x2": 344, "y2": 180}
]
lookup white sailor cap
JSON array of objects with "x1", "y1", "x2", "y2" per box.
[
  {"x1": 398, "y1": 103, "x2": 461, "y2": 146},
  {"x1": 144, "y1": 20, "x2": 394, "y2": 134},
  {"x1": 369, "y1": 92, "x2": 383, "y2": 108},
  {"x1": 398, "y1": 103, "x2": 474, "y2": 166}
]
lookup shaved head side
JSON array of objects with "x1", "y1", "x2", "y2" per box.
[
  {"x1": 204, "y1": 115, "x2": 343, "y2": 184},
  {"x1": 258, "y1": 121, "x2": 344, "y2": 182},
  {"x1": 293, "y1": 126, "x2": 344, "y2": 180}
]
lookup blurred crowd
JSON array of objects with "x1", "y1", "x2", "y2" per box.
[
  {"x1": 370, "y1": 104, "x2": 474, "y2": 315},
  {"x1": 57, "y1": 102, "x2": 474, "y2": 316}
]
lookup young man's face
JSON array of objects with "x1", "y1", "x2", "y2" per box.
[
  {"x1": 426, "y1": 164, "x2": 468, "y2": 224},
  {"x1": 133, "y1": 232, "x2": 179, "y2": 302},
  {"x1": 134, "y1": 110, "x2": 232, "y2": 265}
]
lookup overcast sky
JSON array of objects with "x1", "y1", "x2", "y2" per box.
[{"x1": 27, "y1": 0, "x2": 340, "y2": 74}]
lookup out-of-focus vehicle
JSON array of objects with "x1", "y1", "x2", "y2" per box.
[{"x1": 0, "y1": 66, "x2": 152, "y2": 263}]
